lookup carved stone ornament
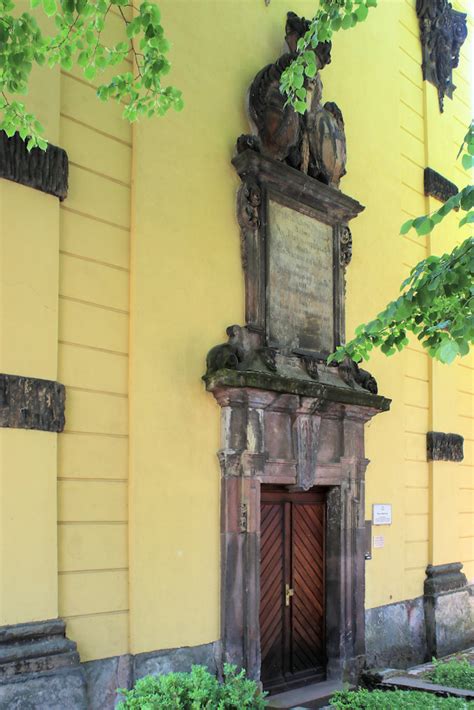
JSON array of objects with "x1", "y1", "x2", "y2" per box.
[
  {"x1": 340, "y1": 226, "x2": 352, "y2": 268},
  {"x1": 0, "y1": 132, "x2": 68, "y2": 200},
  {"x1": 0, "y1": 373, "x2": 65, "y2": 432},
  {"x1": 238, "y1": 11, "x2": 347, "y2": 189},
  {"x1": 302, "y1": 356, "x2": 319, "y2": 381},
  {"x1": 338, "y1": 357, "x2": 378, "y2": 395},
  {"x1": 424, "y1": 167, "x2": 458, "y2": 203},
  {"x1": 416, "y1": 0, "x2": 468, "y2": 112},
  {"x1": 427, "y1": 431, "x2": 464, "y2": 462}
]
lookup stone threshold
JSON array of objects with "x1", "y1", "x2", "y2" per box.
[
  {"x1": 363, "y1": 646, "x2": 474, "y2": 702},
  {"x1": 266, "y1": 680, "x2": 345, "y2": 709},
  {"x1": 381, "y1": 675, "x2": 474, "y2": 701}
]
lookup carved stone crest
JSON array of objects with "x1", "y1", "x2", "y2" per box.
[
  {"x1": 240, "y1": 11, "x2": 347, "y2": 189},
  {"x1": 416, "y1": 0, "x2": 468, "y2": 112}
]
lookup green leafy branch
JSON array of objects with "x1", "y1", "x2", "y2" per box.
[
  {"x1": 329, "y1": 126, "x2": 474, "y2": 366},
  {"x1": 400, "y1": 124, "x2": 474, "y2": 236},
  {"x1": 0, "y1": 0, "x2": 182, "y2": 149},
  {"x1": 280, "y1": 0, "x2": 377, "y2": 114}
]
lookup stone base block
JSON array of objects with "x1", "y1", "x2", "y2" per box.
[
  {"x1": 0, "y1": 667, "x2": 86, "y2": 710},
  {"x1": 0, "y1": 619, "x2": 87, "y2": 709},
  {"x1": 82, "y1": 641, "x2": 220, "y2": 709},
  {"x1": 365, "y1": 597, "x2": 427, "y2": 669},
  {"x1": 133, "y1": 641, "x2": 219, "y2": 680},
  {"x1": 425, "y1": 584, "x2": 474, "y2": 658},
  {"x1": 83, "y1": 655, "x2": 132, "y2": 710}
]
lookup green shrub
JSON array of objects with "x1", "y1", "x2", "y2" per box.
[
  {"x1": 427, "y1": 659, "x2": 474, "y2": 691},
  {"x1": 116, "y1": 663, "x2": 267, "y2": 709},
  {"x1": 329, "y1": 688, "x2": 474, "y2": 709}
]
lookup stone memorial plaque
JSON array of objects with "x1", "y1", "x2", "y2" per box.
[{"x1": 267, "y1": 199, "x2": 334, "y2": 353}]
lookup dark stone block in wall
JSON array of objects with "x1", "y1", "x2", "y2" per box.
[
  {"x1": 424, "y1": 168, "x2": 458, "y2": 203},
  {"x1": 427, "y1": 431, "x2": 464, "y2": 462},
  {"x1": 0, "y1": 131, "x2": 68, "y2": 200},
  {"x1": 0, "y1": 373, "x2": 65, "y2": 432}
]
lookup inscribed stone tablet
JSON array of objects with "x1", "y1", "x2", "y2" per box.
[{"x1": 267, "y1": 200, "x2": 334, "y2": 353}]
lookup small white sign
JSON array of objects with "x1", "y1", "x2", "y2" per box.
[
  {"x1": 373, "y1": 504, "x2": 392, "y2": 526},
  {"x1": 373, "y1": 535, "x2": 385, "y2": 549}
]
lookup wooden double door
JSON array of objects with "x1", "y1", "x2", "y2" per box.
[{"x1": 260, "y1": 487, "x2": 326, "y2": 692}]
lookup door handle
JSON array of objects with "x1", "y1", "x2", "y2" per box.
[{"x1": 285, "y1": 583, "x2": 294, "y2": 606}]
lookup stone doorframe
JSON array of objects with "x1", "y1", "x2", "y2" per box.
[{"x1": 209, "y1": 384, "x2": 385, "y2": 684}]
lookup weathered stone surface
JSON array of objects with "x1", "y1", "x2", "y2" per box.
[
  {"x1": 83, "y1": 655, "x2": 132, "y2": 710},
  {"x1": 427, "y1": 432, "x2": 464, "y2": 462},
  {"x1": 0, "y1": 132, "x2": 68, "y2": 200},
  {"x1": 0, "y1": 668, "x2": 86, "y2": 709},
  {"x1": 425, "y1": 585, "x2": 474, "y2": 658},
  {"x1": 134, "y1": 642, "x2": 219, "y2": 680},
  {"x1": 0, "y1": 374, "x2": 65, "y2": 432},
  {"x1": 205, "y1": 368, "x2": 390, "y2": 412},
  {"x1": 365, "y1": 597, "x2": 427, "y2": 669}
]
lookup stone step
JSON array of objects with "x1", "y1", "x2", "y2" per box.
[{"x1": 266, "y1": 679, "x2": 344, "y2": 709}]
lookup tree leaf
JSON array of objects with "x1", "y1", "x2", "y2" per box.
[
  {"x1": 438, "y1": 339, "x2": 459, "y2": 364},
  {"x1": 462, "y1": 153, "x2": 474, "y2": 170},
  {"x1": 415, "y1": 217, "x2": 433, "y2": 236},
  {"x1": 400, "y1": 219, "x2": 414, "y2": 235},
  {"x1": 459, "y1": 212, "x2": 474, "y2": 228},
  {"x1": 355, "y1": 4, "x2": 368, "y2": 21},
  {"x1": 42, "y1": 0, "x2": 56, "y2": 17}
]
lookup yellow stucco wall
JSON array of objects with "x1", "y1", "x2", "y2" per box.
[
  {"x1": 0, "y1": 0, "x2": 471, "y2": 664},
  {"x1": 56, "y1": 12, "x2": 132, "y2": 660},
  {"x1": 0, "y1": 49, "x2": 60, "y2": 625}
]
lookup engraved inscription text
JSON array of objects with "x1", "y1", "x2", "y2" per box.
[{"x1": 267, "y1": 200, "x2": 334, "y2": 353}]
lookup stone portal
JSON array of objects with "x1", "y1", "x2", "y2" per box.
[{"x1": 204, "y1": 12, "x2": 390, "y2": 687}]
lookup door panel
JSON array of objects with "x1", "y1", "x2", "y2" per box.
[
  {"x1": 260, "y1": 498, "x2": 286, "y2": 689},
  {"x1": 260, "y1": 487, "x2": 326, "y2": 692},
  {"x1": 291, "y1": 502, "x2": 325, "y2": 674}
]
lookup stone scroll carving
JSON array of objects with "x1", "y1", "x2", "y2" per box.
[
  {"x1": 416, "y1": 0, "x2": 468, "y2": 112},
  {"x1": 424, "y1": 167, "x2": 458, "y2": 203},
  {"x1": 239, "y1": 11, "x2": 347, "y2": 189},
  {"x1": 427, "y1": 431, "x2": 464, "y2": 462},
  {"x1": 0, "y1": 132, "x2": 69, "y2": 200},
  {"x1": 0, "y1": 373, "x2": 65, "y2": 432}
]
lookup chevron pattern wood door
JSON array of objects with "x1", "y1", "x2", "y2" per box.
[{"x1": 260, "y1": 487, "x2": 326, "y2": 692}]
